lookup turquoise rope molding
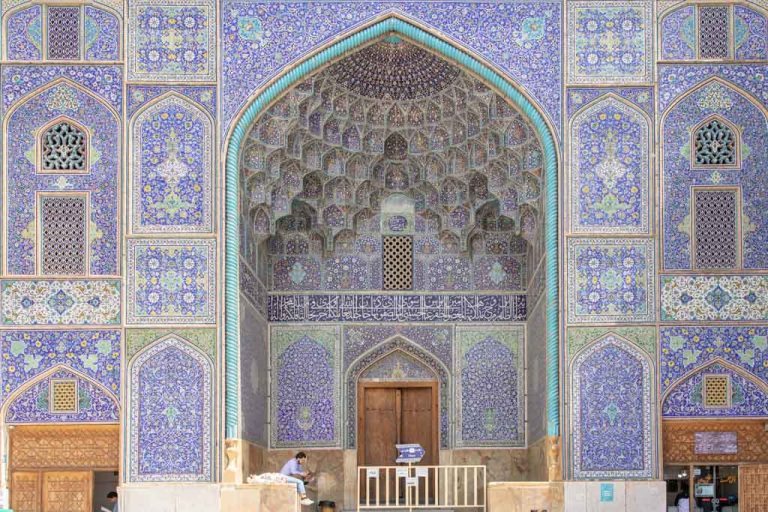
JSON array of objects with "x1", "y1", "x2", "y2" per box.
[{"x1": 225, "y1": 16, "x2": 560, "y2": 440}]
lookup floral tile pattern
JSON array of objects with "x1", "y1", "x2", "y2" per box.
[
  {"x1": 6, "y1": 368, "x2": 119, "y2": 424},
  {"x1": 127, "y1": 239, "x2": 216, "y2": 324},
  {"x1": 270, "y1": 326, "x2": 340, "y2": 448},
  {"x1": 84, "y1": 6, "x2": 120, "y2": 61},
  {"x1": 662, "y1": 80, "x2": 768, "y2": 269},
  {"x1": 6, "y1": 5, "x2": 42, "y2": 60},
  {"x1": 131, "y1": 93, "x2": 213, "y2": 233},
  {"x1": 660, "y1": 5, "x2": 695, "y2": 61},
  {"x1": 570, "y1": 334, "x2": 653, "y2": 479},
  {"x1": 2, "y1": 280, "x2": 120, "y2": 325},
  {"x1": 128, "y1": 333, "x2": 213, "y2": 481},
  {"x1": 662, "y1": 362, "x2": 768, "y2": 418},
  {"x1": 567, "y1": 238, "x2": 655, "y2": 323},
  {"x1": 567, "y1": 1, "x2": 652, "y2": 84},
  {"x1": 570, "y1": 95, "x2": 650, "y2": 233},
  {"x1": 455, "y1": 326, "x2": 524, "y2": 447},
  {"x1": 0, "y1": 329, "x2": 121, "y2": 404},
  {"x1": 4, "y1": 81, "x2": 120, "y2": 275},
  {"x1": 661, "y1": 275, "x2": 768, "y2": 321},
  {"x1": 127, "y1": 85, "x2": 216, "y2": 117},
  {"x1": 128, "y1": 0, "x2": 216, "y2": 82},
  {"x1": 734, "y1": 5, "x2": 768, "y2": 61},
  {"x1": 659, "y1": 326, "x2": 768, "y2": 393}
]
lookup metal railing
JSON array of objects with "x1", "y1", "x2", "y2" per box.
[{"x1": 357, "y1": 465, "x2": 486, "y2": 511}]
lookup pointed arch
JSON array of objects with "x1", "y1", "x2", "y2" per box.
[
  {"x1": 36, "y1": 115, "x2": 91, "y2": 174},
  {"x1": 569, "y1": 93, "x2": 651, "y2": 234},
  {"x1": 129, "y1": 91, "x2": 214, "y2": 233},
  {"x1": 126, "y1": 333, "x2": 213, "y2": 482},
  {"x1": 225, "y1": 14, "x2": 560, "y2": 440},
  {"x1": 1, "y1": 364, "x2": 119, "y2": 424},
  {"x1": 569, "y1": 332, "x2": 655, "y2": 479},
  {"x1": 345, "y1": 335, "x2": 451, "y2": 448},
  {"x1": 661, "y1": 356, "x2": 768, "y2": 403},
  {"x1": 690, "y1": 113, "x2": 741, "y2": 169}
]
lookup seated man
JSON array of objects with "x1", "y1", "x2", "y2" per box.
[{"x1": 280, "y1": 451, "x2": 314, "y2": 506}]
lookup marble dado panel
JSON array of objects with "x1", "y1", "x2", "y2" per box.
[
  {"x1": 127, "y1": 239, "x2": 216, "y2": 324},
  {"x1": 1, "y1": 280, "x2": 120, "y2": 325},
  {"x1": 660, "y1": 275, "x2": 768, "y2": 321},
  {"x1": 128, "y1": 0, "x2": 217, "y2": 82},
  {"x1": 566, "y1": 1, "x2": 653, "y2": 84},
  {"x1": 267, "y1": 294, "x2": 526, "y2": 323}
]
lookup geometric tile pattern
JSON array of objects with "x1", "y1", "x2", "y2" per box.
[
  {"x1": 698, "y1": 6, "x2": 729, "y2": 60},
  {"x1": 692, "y1": 189, "x2": 738, "y2": 269},
  {"x1": 567, "y1": 238, "x2": 655, "y2": 323},
  {"x1": 1, "y1": 279, "x2": 121, "y2": 325},
  {"x1": 269, "y1": 326, "x2": 340, "y2": 448},
  {"x1": 660, "y1": 275, "x2": 768, "y2": 322},
  {"x1": 567, "y1": 1, "x2": 652, "y2": 84},
  {"x1": 455, "y1": 326, "x2": 525, "y2": 447},
  {"x1": 128, "y1": 333, "x2": 213, "y2": 481},
  {"x1": 131, "y1": 94, "x2": 213, "y2": 233},
  {"x1": 0, "y1": 330, "x2": 121, "y2": 404},
  {"x1": 47, "y1": 7, "x2": 81, "y2": 60},
  {"x1": 571, "y1": 334, "x2": 653, "y2": 479},
  {"x1": 128, "y1": 0, "x2": 216, "y2": 82},
  {"x1": 126, "y1": 239, "x2": 216, "y2": 324},
  {"x1": 570, "y1": 95, "x2": 650, "y2": 233}
]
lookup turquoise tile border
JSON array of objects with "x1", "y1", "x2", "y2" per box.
[{"x1": 224, "y1": 15, "x2": 560, "y2": 438}]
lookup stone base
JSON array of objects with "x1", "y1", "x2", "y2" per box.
[
  {"x1": 563, "y1": 480, "x2": 666, "y2": 512},
  {"x1": 488, "y1": 481, "x2": 564, "y2": 512},
  {"x1": 119, "y1": 482, "x2": 297, "y2": 512}
]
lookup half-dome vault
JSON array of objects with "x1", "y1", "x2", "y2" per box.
[{"x1": 239, "y1": 35, "x2": 545, "y2": 292}]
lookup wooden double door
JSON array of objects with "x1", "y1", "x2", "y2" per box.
[
  {"x1": 358, "y1": 382, "x2": 438, "y2": 505},
  {"x1": 8, "y1": 425, "x2": 119, "y2": 512}
]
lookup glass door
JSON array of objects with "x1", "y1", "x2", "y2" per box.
[{"x1": 692, "y1": 465, "x2": 739, "y2": 512}]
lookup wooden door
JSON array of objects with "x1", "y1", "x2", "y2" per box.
[
  {"x1": 42, "y1": 471, "x2": 92, "y2": 512},
  {"x1": 358, "y1": 382, "x2": 438, "y2": 505},
  {"x1": 741, "y1": 464, "x2": 768, "y2": 512},
  {"x1": 10, "y1": 471, "x2": 41, "y2": 512}
]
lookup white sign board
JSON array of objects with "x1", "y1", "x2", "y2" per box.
[
  {"x1": 406, "y1": 477, "x2": 418, "y2": 487},
  {"x1": 396, "y1": 468, "x2": 408, "y2": 477},
  {"x1": 415, "y1": 467, "x2": 428, "y2": 477},
  {"x1": 367, "y1": 468, "x2": 379, "y2": 478}
]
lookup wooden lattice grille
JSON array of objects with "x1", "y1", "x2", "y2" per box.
[
  {"x1": 42, "y1": 471, "x2": 91, "y2": 512},
  {"x1": 663, "y1": 420, "x2": 768, "y2": 464},
  {"x1": 9, "y1": 425, "x2": 119, "y2": 470},
  {"x1": 741, "y1": 465, "x2": 768, "y2": 512},
  {"x1": 703, "y1": 375, "x2": 730, "y2": 408},
  {"x1": 382, "y1": 236, "x2": 413, "y2": 290},
  {"x1": 10, "y1": 472, "x2": 40, "y2": 512},
  {"x1": 51, "y1": 380, "x2": 77, "y2": 413}
]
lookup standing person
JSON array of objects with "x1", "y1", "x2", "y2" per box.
[
  {"x1": 106, "y1": 491, "x2": 119, "y2": 512},
  {"x1": 675, "y1": 485, "x2": 690, "y2": 512},
  {"x1": 280, "y1": 452, "x2": 314, "y2": 506}
]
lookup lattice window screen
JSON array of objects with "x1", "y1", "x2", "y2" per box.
[
  {"x1": 47, "y1": 6, "x2": 81, "y2": 60},
  {"x1": 694, "y1": 189, "x2": 738, "y2": 270},
  {"x1": 703, "y1": 375, "x2": 730, "y2": 408},
  {"x1": 694, "y1": 119, "x2": 737, "y2": 167},
  {"x1": 699, "y1": 6, "x2": 729, "y2": 59},
  {"x1": 51, "y1": 380, "x2": 78, "y2": 413},
  {"x1": 383, "y1": 236, "x2": 413, "y2": 290},
  {"x1": 40, "y1": 196, "x2": 87, "y2": 275},
  {"x1": 41, "y1": 122, "x2": 87, "y2": 171}
]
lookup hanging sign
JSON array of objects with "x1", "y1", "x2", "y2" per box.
[{"x1": 396, "y1": 443, "x2": 425, "y2": 463}]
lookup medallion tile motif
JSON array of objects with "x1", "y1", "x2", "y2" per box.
[
  {"x1": 127, "y1": 239, "x2": 216, "y2": 324},
  {"x1": 128, "y1": 0, "x2": 216, "y2": 82},
  {"x1": 567, "y1": 1, "x2": 652, "y2": 84},
  {"x1": 2, "y1": 279, "x2": 120, "y2": 325},
  {"x1": 661, "y1": 275, "x2": 768, "y2": 321},
  {"x1": 567, "y1": 238, "x2": 655, "y2": 323}
]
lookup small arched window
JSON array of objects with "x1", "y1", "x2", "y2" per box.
[
  {"x1": 39, "y1": 119, "x2": 88, "y2": 172},
  {"x1": 692, "y1": 117, "x2": 739, "y2": 169}
]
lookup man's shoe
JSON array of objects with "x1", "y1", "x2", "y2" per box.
[{"x1": 300, "y1": 498, "x2": 314, "y2": 506}]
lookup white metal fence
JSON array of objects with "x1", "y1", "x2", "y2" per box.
[{"x1": 357, "y1": 465, "x2": 486, "y2": 511}]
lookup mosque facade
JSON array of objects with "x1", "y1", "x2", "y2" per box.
[{"x1": 1, "y1": 1, "x2": 768, "y2": 510}]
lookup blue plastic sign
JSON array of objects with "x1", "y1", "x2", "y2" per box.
[
  {"x1": 396, "y1": 444, "x2": 425, "y2": 463},
  {"x1": 600, "y1": 483, "x2": 614, "y2": 502}
]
